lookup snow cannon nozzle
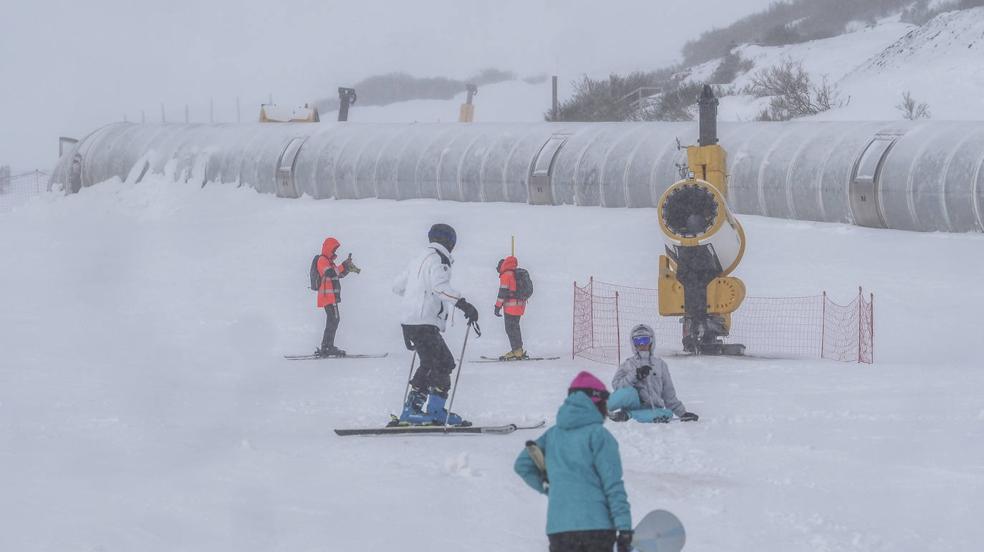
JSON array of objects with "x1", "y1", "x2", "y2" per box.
[{"x1": 698, "y1": 84, "x2": 718, "y2": 147}]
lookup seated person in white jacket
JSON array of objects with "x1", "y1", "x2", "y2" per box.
[
  {"x1": 609, "y1": 324, "x2": 699, "y2": 423},
  {"x1": 391, "y1": 223, "x2": 479, "y2": 427}
]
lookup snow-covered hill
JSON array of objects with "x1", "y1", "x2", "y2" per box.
[
  {"x1": 342, "y1": 7, "x2": 984, "y2": 125},
  {"x1": 1, "y1": 178, "x2": 982, "y2": 551}
]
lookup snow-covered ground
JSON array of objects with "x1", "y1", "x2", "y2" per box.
[{"x1": 2, "y1": 177, "x2": 983, "y2": 551}]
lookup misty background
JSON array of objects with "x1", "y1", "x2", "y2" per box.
[{"x1": 0, "y1": 0, "x2": 777, "y2": 169}]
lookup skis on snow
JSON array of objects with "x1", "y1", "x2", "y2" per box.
[
  {"x1": 334, "y1": 419, "x2": 546, "y2": 437},
  {"x1": 472, "y1": 356, "x2": 561, "y2": 363},
  {"x1": 283, "y1": 353, "x2": 389, "y2": 360}
]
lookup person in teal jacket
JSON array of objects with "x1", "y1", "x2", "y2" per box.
[{"x1": 514, "y1": 371, "x2": 634, "y2": 552}]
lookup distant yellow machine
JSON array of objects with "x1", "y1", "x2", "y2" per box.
[
  {"x1": 459, "y1": 84, "x2": 477, "y2": 123},
  {"x1": 259, "y1": 103, "x2": 320, "y2": 123},
  {"x1": 657, "y1": 86, "x2": 746, "y2": 355}
]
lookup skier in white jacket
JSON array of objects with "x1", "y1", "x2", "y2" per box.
[
  {"x1": 391, "y1": 223, "x2": 479, "y2": 426},
  {"x1": 609, "y1": 324, "x2": 699, "y2": 423}
]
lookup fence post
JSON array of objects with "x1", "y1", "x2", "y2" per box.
[
  {"x1": 869, "y1": 292, "x2": 874, "y2": 364},
  {"x1": 571, "y1": 281, "x2": 576, "y2": 360},
  {"x1": 615, "y1": 291, "x2": 621, "y2": 365},
  {"x1": 820, "y1": 291, "x2": 826, "y2": 359},
  {"x1": 589, "y1": 276, "x2": 594, "y2": 349},
  {"x1": 857, "y1": 286, "x2": 862, "y2": 363}
]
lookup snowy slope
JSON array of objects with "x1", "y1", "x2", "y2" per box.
[
  {"x1": 830, "y1": 7, "x2": 984, "y2": 120},
  {"x1": 319, "y1": 8, "x2": 984, "y2": 126},
  {"x1": 1, "y1": 178, "x2": 983, "y2": 551}
]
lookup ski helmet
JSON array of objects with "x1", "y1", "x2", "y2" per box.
[
  {"x1": 428, "y1": 223, "x2": 457, "y2": 252},
  {"x1": 568, "y1": 371, "x2": 609, "y2": 404},
  {"x1": 630, "y1": 324, "x2": 655, "y2": 350}
]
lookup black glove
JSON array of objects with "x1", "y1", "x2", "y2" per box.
[
  {"x1": 635, "y1": 365, "x2": 652, "y2": 380},
  {"x1": 680, "y1": 412, "x2": 699, "y2": 422},
  {"x1": 341, "y1": 254, "x2": 361, "y2": 274},
  {"x1": 401, "y1": 326, "x2": 415, "y2": 351},
  {"x1": 616, "y1": 530, "x2": 634, "y2": 552},
  {"x1": 455, "y1": 298, "x2": 479, "y2": 324},
  {"x1": 494, "y1": 305, "x2": 502, "y2": 317}
]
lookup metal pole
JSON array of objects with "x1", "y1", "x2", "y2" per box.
[
  {"x1": 869, "y1": 293, "x2": 874, "y2": 363},
  {"x1": 184, "y1": 104, "x2": 189, "y2": 123},
  {"x1": 615, "y1": 291, "x2": 621, "y2": 365},
  {"x1": 857, "y1": 287, "x2": 862, "y2": 363},
  {"x1": 236, "y1": 96, "x2": 241, "y2": 123},
  {"x1": 571, "y1": 281, "x2": 577, "y2": 360},
  {"x1": 820, "y1": 291, "x2": 826, "y2": 359},
  {"x1": 551, "y1": 76, "x2": 558, "y2": 120},
  {"x1": 401, "y1": 352, "x2": 418, "y2": 406},
  {"x1": 589, "y1": 277, "x2": 594, "y2": 349},
  {"x1": 443, "y1": 324, "x2": 473, "y2": 431}
]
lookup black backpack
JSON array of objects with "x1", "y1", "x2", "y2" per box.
[
  {"x1": 514, "y1": 268, "x2": 534, "y2": 300},
  {"x1": 309, "y1": 255, "x2": 323, "y2": 290}
]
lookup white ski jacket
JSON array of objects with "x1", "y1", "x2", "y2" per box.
[
  {"x1": 392, "y1": 243, "x2": 463, "y2": 331},
  {"x1": 612, "y1": 351, "x2": 686, "y2": 417}
]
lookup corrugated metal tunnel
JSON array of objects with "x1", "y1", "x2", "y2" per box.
[{"x1": 50, "y1": 121, "x2": 984, "y2": 232}]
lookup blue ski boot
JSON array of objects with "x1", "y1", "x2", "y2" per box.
[
  {"x1": 424, "y1": 393, "x2": 471, "y2": 427},
  {"x1": 393, "y1": 388, "x2": 430, "y2": 426}
]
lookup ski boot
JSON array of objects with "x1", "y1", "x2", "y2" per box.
[
  {"x1": 316, "y1": 346, "x2": 346, "y2": 358},
  {"x1": 609, "y1": 409, "x2": 630, "y2": 422},
  {"x1": 424, "y1": 392, "x2": 471, "y2": 427},
  {"x1": 499, "y1": 348, "x2": 529, "y2": 361},
  {"x1": 391, "y1": 387, "x2": 429, "y2": 426}
]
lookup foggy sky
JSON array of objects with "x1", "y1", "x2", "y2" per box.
[{"x1": 0, "y1": 0, "x2": 776, "y2": 169}]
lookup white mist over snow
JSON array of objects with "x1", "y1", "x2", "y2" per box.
[{"x1": 1, "y1": 176, "x2": 982, "y2": 551}]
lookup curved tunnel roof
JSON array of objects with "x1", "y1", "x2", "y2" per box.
[{"x1": 50, "y1": 121, "x2": 984, "y2": 232}]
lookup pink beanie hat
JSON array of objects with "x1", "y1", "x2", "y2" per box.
[{"x1": 568, "y1": 371, "x2": 608, "y2": 403}]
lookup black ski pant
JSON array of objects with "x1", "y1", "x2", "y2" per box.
[
  {"x1": 504, "y1": 313, "x2": 523, "y2": 350},
  {"x1": 321, "y1": 305, "x2": 340, "y2": 350},
  {"x1": 547, "y1": 530, "x2": 616, "y2": 552},
  {"x1": 402, "y1": 324, "x2": 455, "y2": 397}
]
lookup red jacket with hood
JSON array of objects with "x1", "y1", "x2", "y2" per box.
[
  {"x1": 317, "y1": 237, "x2": 348, "y2": 307},
  {"x1": 495, "y1": 256, "x2": 526, "y2": 316}
]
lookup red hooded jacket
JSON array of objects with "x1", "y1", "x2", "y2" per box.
[
  {"x1": 317, "y1": 238, "x2": 348, "y2": 307},
  {"x1": 495, "y1": 256, "x2": 526, "y2": 316}
]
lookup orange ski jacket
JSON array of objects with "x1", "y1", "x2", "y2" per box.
[
  {"x1": 317, "y1": 237, "x2": 348, "y2": 307},
  {"x1": 495, "y1": 256, "x2": 526, "y2": 316}
]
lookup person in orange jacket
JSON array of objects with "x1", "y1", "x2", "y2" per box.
[
  {"x1": 494, "y1": 256, "x2": 528, "y2": 360},
  {"x1": 315, "y1": 237, "x2": 358, "y2": 357}
]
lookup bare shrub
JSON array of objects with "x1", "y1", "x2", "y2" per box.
[
  {"x1": 636, "y1": 82, "x2": 705, "y2": 122},
  {"x1": 709, "y1": 52, "x2": 754, "y2": 84},
  {"x1": 747, "y1": 60, "x2": 842, "y2": 120},
  {"x1": 896, "y1": 91, "x2": 931, "y2": 120}
]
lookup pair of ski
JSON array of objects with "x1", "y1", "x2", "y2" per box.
[
  {"x1": 334, "y1": 419, "x2": 546, "y2": 436},
  {"x1": 285, "y1": 353, "x2": 559, "y2": 363},
  {"x1": 283, "y1": 353, "x2": 388, "y2": 360}
]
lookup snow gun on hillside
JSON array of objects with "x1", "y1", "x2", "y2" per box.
[{"x1": 657, "y1": 85, "x2": 746, "y2": 356}]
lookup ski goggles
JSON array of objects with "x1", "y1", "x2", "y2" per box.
[
  {"x1": 569, "y1": 387, "x2": 610, "y2": 403},
  {"x1": 632, "y1": 335, "x2": 653, "y2": 347}
]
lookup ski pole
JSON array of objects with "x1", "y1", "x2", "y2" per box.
[
  {"x1": 401, "y1": 351, "x2": 417, "y2": 406},
  {"x1": 443, "y1": 322, "x2": 474, "y2": 431}
]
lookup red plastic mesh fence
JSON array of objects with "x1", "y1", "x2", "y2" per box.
[{"x1": 573, "y1": 278, "x2": 874, "y2": 364}]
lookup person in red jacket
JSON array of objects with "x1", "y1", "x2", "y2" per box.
[
  {"x1": 494, "y1": 256, "x2": 528, "y2": 360},
  {"x1": 315, "y1": 237, "x2": 357, "y2": 357}
]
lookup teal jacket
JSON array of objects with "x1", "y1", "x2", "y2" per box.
[{"x1": 514, "y1": 392, "x2": 632, "y2": 534}]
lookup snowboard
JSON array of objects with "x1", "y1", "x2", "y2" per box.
[
  {"x1": 473, "y1": 355, "x2": 561, "y2": 363},
  {"x1": 632, "y1": 509, "x2": 686, "y2": 552},
  {"x1": 284, "y1": 353, "x2": 388, "y2": 360},
  {"x1": 335, "y1": 419, "x2": 546, "y2": 437}
]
